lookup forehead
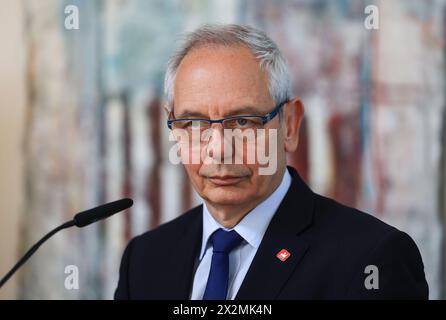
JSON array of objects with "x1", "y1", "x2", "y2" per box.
[{"x1": 173, "y1": 45, "x2": 273, "y2": 116}]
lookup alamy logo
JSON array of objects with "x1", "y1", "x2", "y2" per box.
[
  {"x1": 168, "y1": 127, "x2": 279, "y2": 175},
  {"x1": 64, "y1": 265, "x2": 79, "y2": 290},
  {"x1": 364, "y1": 265, "x2": 379, "y2": 290},
  {"x1": 364, "y1": 5, "x2": 379, "y2": 30},
  {"x1": 64, "y1": 5, "x2": 79, "y2": 30}
]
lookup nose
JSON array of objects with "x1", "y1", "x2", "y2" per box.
[{"x1": 203, "y1": 124, "x2": 233, "y2": 163}]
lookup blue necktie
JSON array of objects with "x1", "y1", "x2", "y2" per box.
[{"x1": 203, "y1": 229, "x2": 244, "y2": 300}]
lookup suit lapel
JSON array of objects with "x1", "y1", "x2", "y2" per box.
[
  {"x1": 235, "y1": 167, "x2": 315, "y2": 300},
  {"x1": 167, "y1": 205, "x2": 203, "y2": 299}
]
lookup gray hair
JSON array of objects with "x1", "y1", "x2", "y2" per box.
[{"x1": 164, "y1": 24, "x2": 292, "y2": 111}]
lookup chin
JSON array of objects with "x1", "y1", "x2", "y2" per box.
[{"x1": 203, "y1": 188, "x2": 253, "y2": 206}]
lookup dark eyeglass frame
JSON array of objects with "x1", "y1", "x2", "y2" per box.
[{"x1": 167, "y1": 100, "x2": 288, "y2": 130}]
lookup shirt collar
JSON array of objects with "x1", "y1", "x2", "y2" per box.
[{"x1": 199, "y1": 169, "x2": 292, "y2": 259}]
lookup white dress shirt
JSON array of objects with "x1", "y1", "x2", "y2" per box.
[{"x1": 190, "y1": 170, "x2": 292, "y2": 300}]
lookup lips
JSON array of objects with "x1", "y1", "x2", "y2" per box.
[{"x1": 208, "y1": 175, "x2": 245, "y2": 186}]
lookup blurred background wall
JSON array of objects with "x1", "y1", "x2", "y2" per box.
[
  {"x1": 0, "y1": 0, "x2": 26, "y2": 300},
  {"x1": 0, "y1": 0, "x2": 445, "y2": 299}
]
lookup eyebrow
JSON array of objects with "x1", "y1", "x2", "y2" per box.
[{"x1": 175, "y1": 105, "x2": 265, "y2": 119}]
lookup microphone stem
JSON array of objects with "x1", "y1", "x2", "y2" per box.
[{"x1": 0, "y1": 220, "x2": 75, "y2": 289}]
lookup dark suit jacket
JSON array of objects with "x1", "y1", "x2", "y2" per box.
[{"x1": 114, "y1": 166, "x2": 428, "y2": 299}]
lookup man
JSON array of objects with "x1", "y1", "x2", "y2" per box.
[{"x1": 114, "y1": 24, "x2": 428, "y2": 299}]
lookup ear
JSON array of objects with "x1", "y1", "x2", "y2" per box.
[{"x1": 283, "y1": 97, "x2": 305, "y2": 153}]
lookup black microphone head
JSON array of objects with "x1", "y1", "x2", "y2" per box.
[{"x1": 73, "y1": 198, "x2": 133, "y2": 227}]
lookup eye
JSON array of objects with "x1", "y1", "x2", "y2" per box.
[
  {"x1": 173, "y1": 120, "x2": 195, "y2": 129},
  {"x1": 178, "y1": 120, "x2": 193, "y2": 129},
  {"x1": 236, "y1": 118, "x2": 250, "y2": 126},
  {"x1": 178, "y1": 120, "x2": 209, "y2": 130}
]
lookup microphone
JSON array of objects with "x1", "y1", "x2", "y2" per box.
[
  {"x1": 73, "y1": 198, "x2": 133, "y2": 227},
  {"x1": 0, "y1": 198, "x2": 133, "y2": 289}
]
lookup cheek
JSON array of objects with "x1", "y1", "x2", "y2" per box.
[{"x1": 183, "y1": 164, "x2": 202, "y2": 185}]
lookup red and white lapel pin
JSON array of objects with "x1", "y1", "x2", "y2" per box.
[{"x1": 276, "y1": 249, "x2": 291, "y2": 262}]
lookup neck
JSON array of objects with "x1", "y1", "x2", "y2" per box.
[{"x1": 204, "y1": 201, "x2": 257, "y2": 229}]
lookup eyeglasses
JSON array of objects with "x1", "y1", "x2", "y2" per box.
[{"x1": 167, "y1": 100, "x2": 288, "y2": 130}]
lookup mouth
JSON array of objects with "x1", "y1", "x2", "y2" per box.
[{"x1": 208, "y1": 175, "x2": 246, "y2": 186}]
